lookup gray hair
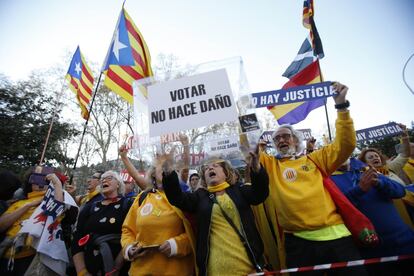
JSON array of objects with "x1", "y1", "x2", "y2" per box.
[
  {"x1": 101, "y1": 170, "x2": 125, "y2": 196},
  {"x1": 272, "y1": 124, "x2": 305, "y2": 154}
]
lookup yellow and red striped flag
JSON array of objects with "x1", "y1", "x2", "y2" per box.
[
  {"x1": 302, "y1": 0, "x2": 324, "y2": 58},
  {"x1": 102, "y1": 8, "x2": 153, "y2": 103},
  {"x1": 66, "y1": 46, "x2": 94, "y2": 120}
]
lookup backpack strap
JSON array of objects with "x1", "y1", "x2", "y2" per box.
[
  {"x1": 91, "y1": 234, "x2": 121, "y2": 273},
  {"x1": 138, "y1": 188, "x2": 156, "y2": 207}
]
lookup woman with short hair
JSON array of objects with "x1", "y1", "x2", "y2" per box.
[
  {"x1": 163, "y1": 154, "x2": 269, "y2": 276},
  {"x1": 72, "y1": 170, "x2": 131, "y2": 276}
]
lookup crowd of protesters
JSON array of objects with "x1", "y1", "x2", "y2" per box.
[{"x1": 1, "y1": 81, "x2": 414, "y2": 275}]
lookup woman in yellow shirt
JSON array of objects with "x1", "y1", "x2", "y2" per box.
[
  {"x1": 120, "y1": 150, "x2": 196, "y2": 276},
  {"x1": 0, "y1": 166, "x2": 66, "y2": 275}
]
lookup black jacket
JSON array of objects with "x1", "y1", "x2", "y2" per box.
[{"x1": 163, "y1": 167, "x2": 269, "y2": 276}]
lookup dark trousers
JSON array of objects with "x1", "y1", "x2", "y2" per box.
[
  {"x1": 285, "y1": 234, "x2": 368, "y2": 276},
  {"x1": 0, "y1": 256, "x2": 34, "y2": 276}
]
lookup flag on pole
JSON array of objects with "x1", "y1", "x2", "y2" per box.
[
  {"x1": 302, "y1": 0, "x2": 313, "y2": 29},
  {"x1": 66, "y1": 46, "x2": 95, "y2": 120},
  {"x1": 102, "y1": 8, "x2": 153, "y2": 103},
  {"x1": 302, "y1": 0, "x2": 324, "y2": 58},
  {"x1": 282, "y1": 36, "x2": 315, "y2": 79},
  {"x1": 268, "y1": 60, "x2": 323, "y2": 125}
]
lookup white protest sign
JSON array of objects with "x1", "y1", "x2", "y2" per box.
[
  {"x1": 207, "y1": 136, "x2": 240, "y2": 155},
  {"x1": 148, "y1": 69, "x2": 238, "y2": 137}
]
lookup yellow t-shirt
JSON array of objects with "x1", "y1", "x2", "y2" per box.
[
  {"x1": 207, "y1": 193, "x2": 254, "y2": 276},
  {"x1": 3, "y1": 191, "x2": 46, "y2": 259},
  {"x1": 403, "y1": 158, "x2": 414, "y2": 183},
  {"x1": 121, "y1": 190, "x2": 194, "y2": 276},
  {"x1": 259, "y1": 111, "x2": 355, "y2": 233}
]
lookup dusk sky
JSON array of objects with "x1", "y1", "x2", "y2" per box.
[{"x1": 1, "y1": 0, "x2": 413, "y2": 139}]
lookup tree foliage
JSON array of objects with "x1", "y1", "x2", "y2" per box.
[{"x1": 0, "y1": 74, "x2": 79, "y2": 175}]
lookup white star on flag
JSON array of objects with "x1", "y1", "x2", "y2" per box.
[
  {"x1": 74, "y1": 62, "x2": 82, "y2": 76},
  {"x1": 112, "y1": 29, "x2": 127, "y2": 61}
]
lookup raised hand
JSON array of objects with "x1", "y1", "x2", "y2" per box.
[
  {"x1": 332, "y1": 81, "x2": 348, "y2": 105},
  {"x1": 119, "y1": 144, "x2": 128, "y2": 159},
  {"x1": 359, "y1": 167, "x2": 378, "y2": 192}
]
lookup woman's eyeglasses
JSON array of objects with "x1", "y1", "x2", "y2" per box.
[{"x1": 100, "y1": 176, "x2": 114, "y2": 183}]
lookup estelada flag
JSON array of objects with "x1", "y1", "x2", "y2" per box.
[
  {"x1": 102, "y1": 8, "x2": 153, "y2": 104},
  {"x1": 66, "y1": 46, "x2": 94, "y2": 120}
]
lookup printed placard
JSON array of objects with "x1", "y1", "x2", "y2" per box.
[
  {"x1": 239, "y1": 113, "x2": 260, "y2": 133},
  {"x1": 252, "y1": 81, "x2": 334, "y2": 108},
  {"x1": 148, "y1": 69, "x2": 238, "y2": 137},
  {"x1": 297, "y1": 129, "x2": 313, "y2": 140},
  {"x1": 208, "y1": 136, "x2": 240, "y2": 155},
  {"x1": 356, "y1": 122, "x2": 403, "y2": 142}
]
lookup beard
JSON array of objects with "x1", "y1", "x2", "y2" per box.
[{"x1": 277, "y1": 145, "x2": 297, "y2": 157}]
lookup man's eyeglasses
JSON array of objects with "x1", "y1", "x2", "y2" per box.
[
  {"x1": 273, "y1": 133, "x2": 292, "y2": 142},
  {"x1": 89, "y1": 175, "x2": 101, "y2": 180}
]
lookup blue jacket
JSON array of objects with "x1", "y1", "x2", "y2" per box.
[{"x1": 332, "y1": 158, "x2": 414, "y2": 257}]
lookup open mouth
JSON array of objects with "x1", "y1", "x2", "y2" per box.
[
  {"x1": 278, "y1": 144, "x2": 289, "y2": 151},
  {"x1": 208, "y1": 171, "x2": 216, "y2": 178},
  {"x1": 372, "y1": 160, "x2": 381, "y2": 166},
  {"x1": 102, "y1": 184, "x2": 110, "y2": 188}
]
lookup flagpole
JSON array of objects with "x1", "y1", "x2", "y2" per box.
[
  {"x1": 69, "y1": 72, "x2": 103, "y2": 185},
  {"x1": 39, "y1": 82, "x2": 68, "y2": 165},
  {"x1": 69, "y1": 4, "x2": 122, "y2": 184},
  {"x1": 316, "y1": 60, "x2": 332, "y2": 141}
]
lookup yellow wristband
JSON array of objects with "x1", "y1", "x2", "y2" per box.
[{"x1": 77, "y1": 268, "x2": 87, "y2": 276}]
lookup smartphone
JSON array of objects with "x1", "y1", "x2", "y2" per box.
[{"x1": 137, "y1": 244, "x2": 160, "y2": 253}]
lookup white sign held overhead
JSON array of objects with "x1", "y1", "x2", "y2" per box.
[
  {"x1": 148, "y1": 69, "x2": 238, "y2": 137},
  {"x1": 208, "y1": 136, "x2": 240, "y2": 155}
]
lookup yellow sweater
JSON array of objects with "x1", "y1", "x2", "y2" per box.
[
  {"x1": 207, "y1": 193, "x2": 254, "y2": 276},
  {"x1": 403, "y1": 158, "x2": 414, "y2": 183},
  {"x1": 259, "y1": 111, "x2": 355, "y2": 232},
  {"x1": 3, "y1": 191, "x2": 46, "y2": 259},
  {"x1": 121, "y1": 190, "x2": 195, "y2": 276}
]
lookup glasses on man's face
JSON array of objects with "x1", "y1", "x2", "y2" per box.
[
  {"x1": 273, "y1": 133, "x2": 292, "y2": 142},
  {"x1": 100, "y1": 176, "x2": 114, "y2": 183}
]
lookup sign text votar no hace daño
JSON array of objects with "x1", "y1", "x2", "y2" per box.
[{"x1": 148, "y1": 69, "x2": 238, "y2": 137}]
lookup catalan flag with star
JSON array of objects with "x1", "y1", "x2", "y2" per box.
[
  {"x1": 66, "y1": 46, "x2": 95, "y2": 120},
  {"x1": 102, "y1": 8, "x2": 153, "y2": 103}
]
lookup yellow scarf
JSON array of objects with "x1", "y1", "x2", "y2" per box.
[
  {"x1": 376, "y1": 166, "x2": 389, "y2": 175},
  {"x1": 80, "y1": 189, "x2": 100, "y2": 205},
  {"x1": 208, "y1": 182, "x2": 230, "y2": 193}
]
